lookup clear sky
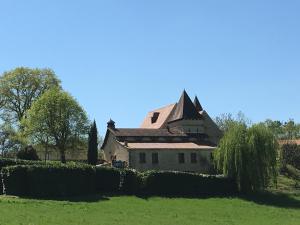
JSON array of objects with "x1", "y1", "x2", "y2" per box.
[{"x1": 1, "y1": 0, "x2": 300, "y2": 134}]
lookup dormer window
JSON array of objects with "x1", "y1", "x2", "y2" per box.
[{"x1": 151, "y1": 112, "x2": 160, "y2": 124}]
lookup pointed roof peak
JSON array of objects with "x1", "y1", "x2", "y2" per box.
[
  {"x1": 168, "y1": 91, "x2": 202, "y2": 122},
  {"x1": 194, "y1": 96, "x2": 203, "y2": 112}
]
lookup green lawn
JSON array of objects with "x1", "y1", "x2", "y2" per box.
[
  {"x1": 0, "y1": 193, "x2": 299, "y2": 225},
  {"x1": 0, "y1": 173, "x2": 300, "y2": 225}
]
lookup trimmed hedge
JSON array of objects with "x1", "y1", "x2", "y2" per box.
[
  {"x1": 95, "y1": 167, "x2": 120, "y2": 193},
  {"x1": 143, "y1": 171, "x2": 238, "y2": 196},
  {"x1": 1, "y1": 165, "x2": 96, "y2": 197},
  {"x1": 120, "y1": 169, "x2": 143, "y2": 194},
  {"x1": 1, "y1": 162, "x2": 238, "y2": 198},
  {"x1": 0, "y1": 158, "x2": 51, "y2": 194},
  {"x1": 1, "y1": 166, "x2": 28, "y2": 196}
]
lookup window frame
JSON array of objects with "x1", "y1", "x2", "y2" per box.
[
  {"x1": 191, "y1": 153, "x2": 197, "y2": 164},
  {"x1": 139, "y1": 152, "x2": 146, "y2": 164},
  {"x1": 152, "y1": 153, "x2": 159, "y2": 164},
  {"x1": 178, "y1": 153, "x2": 185, "y2": 164}
]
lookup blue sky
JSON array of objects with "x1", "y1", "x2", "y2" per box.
[{"x1": 1, "y1": 1, "x2": 300, "y2": 134}]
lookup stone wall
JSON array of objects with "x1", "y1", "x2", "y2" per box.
[{"x1": 129, "y1": 149, "x2": 214, "y2": 173}]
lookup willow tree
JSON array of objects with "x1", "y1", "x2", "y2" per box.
[
  {"x1": 214, "y1": 122, "x2": 278, "y2": 192},
  {"x1": 22, "y1": 88, "x2": 89, "y2": 163}
]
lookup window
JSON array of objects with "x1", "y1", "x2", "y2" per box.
[
  {"x1": 178, "y1": 153, "x2": 185, "y2": 164},
  {"x1": 152, "y1": 153, "x2": 159, "y2": 164},
  {"x1": 151, "y1": 112, "x2": 160, "y2": 124},
  {"x1": 191, "y1": 153, "x2": 197, "y2": 163},
  {"x1": 139, "y1": 153, "x2": 146, "y2": 164}
]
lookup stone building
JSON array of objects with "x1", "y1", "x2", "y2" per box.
[{"x1": 101, "y1": 91, "x2": 222, "y2": 173}]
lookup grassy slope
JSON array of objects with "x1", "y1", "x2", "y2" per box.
[{"x1": 0, "y1": 193, "x2": 299, "y2": 225}]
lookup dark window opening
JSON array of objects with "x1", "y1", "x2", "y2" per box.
[
  {"x1": 178, "y1": 153, "x2": 185, "y2": 164},
  {"x1": 191, "y1": 153, "x2": 197, "y2": 163},
  {"x1": 139, "y1": 153, "x2": 146, "y2": 164},
  {"x1": 152, "y1": 153, "x2": 159, "y2": 164},
  {"x1": 151, "y1": 112, "x2": 160, "y2": 124}
]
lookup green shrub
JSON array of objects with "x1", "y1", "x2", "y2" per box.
[
  {"x1": 1, "y1": 166, "x2": 28, "y2": 196},
  {"x1": 281, "y1": 144, "x2": 300, "y2": 170},
  {"x1": 144, "y1": 171, "x2": 237, "y2": 196},
  {"x1": 1, "y1": 164, "x2": 96, "y2": 197},
  {"x1": 121, "y1": 169, "x2": 143, "y2": 194},
  {"x1": 26, "y1": 165, "x2": 96, "y2": 197},
  {"x1": 16, "y1": 146, "x2": 39, "y2": 161},
  {"x1": 95, "y1": 167, "x2": 120, "y2": 193}
]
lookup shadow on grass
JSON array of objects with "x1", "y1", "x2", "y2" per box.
[
  {"x1": 135, "y1": 191, "x2": 300, "y2": 209},
  {"x1": 22, "y1": 194, "x2": 111, "y2": 203},
  {"x1": 239, "y1": 191, "x2": 300, "y2": 209},
  {"x1": 7, "y1": 191, "x2": 300, "y2": 208}
]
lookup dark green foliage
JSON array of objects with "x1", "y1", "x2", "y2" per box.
[
  {"x1": 16, "y1": 145, "x2": 39, "y2": 161},
  {"x1": 1, "y1": 166, "x2": 28, "y2": 196},
  {"x1": 281, "y1": 144, "x2": 300, "y2": 170},
  {"x1": 26, "y1": 165, "x2": 96, "y2": 197},
  {"x1": 1, "y1": 164, "x2": 96, "y2": 197},
  {"x1": 95, "y1": 167, "x2": 120, "y2": 193},
  {"x1": 88, "y1": 121, "x2": 98, "y2": 165},
  {"x1": 121, "y1": 169, "x2": 143, "y2": 194},
  {"x1": 1, "y1": 162, "x2": 237, "y2": 198},
  {"x1": 143, "y1": 171, "x2": 237, "y2": 196}
]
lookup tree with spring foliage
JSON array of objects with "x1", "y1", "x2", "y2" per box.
[
  {"x1": 88, "y1": 120, "x2": 98, "y2": 165},
  {"x1": 214, "y1": 122, "x2": 278, "y2": 192},
  {"x1": 0, "y1": 67, "x2": 61, "y2": 124},
  {"x1": 21, "y1": 88, "x2": 89, "y2": 163}
]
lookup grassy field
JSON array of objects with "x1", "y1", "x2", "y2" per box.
[
  {"x1": 0, "y1": 173, "x2": 299, "y2": 225},
  {"x1": 0, "y1": 184, "x2": 299, "y2": 225}
]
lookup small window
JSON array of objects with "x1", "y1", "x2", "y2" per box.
[
  {"x1": 151, "y1": 112, "x2": 160, "y2": 124},
  {"x1": 178, "y1": 153, "x2": 185, "y2": 164},
  {"x1": 139, "y1": 153, "x2": 146, "y2": 164},
  {"x1": 152, "y1": 153, "x2": 159, "y2": 164},
  {"x1": 191, "y1": 153, "x2": 197, "y2": 163}
]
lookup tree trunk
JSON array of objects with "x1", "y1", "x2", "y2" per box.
[{"x1": 60, "y1": 149, "x2": 66, "y2": 163}]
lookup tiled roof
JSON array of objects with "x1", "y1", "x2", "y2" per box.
[
  {"x1": 168, "y1": 90, "x2": 202, "y2": 123},
  {"x1": 140, "y1": 104, "x2": 176, "y2": 129},
  {"x1": 112, "y1": 128, "x2": 187, "y2": 137},
  {"x1": 194, "y1": 96, "x2": 203, "y2": 112},
  {"x1": 121, "y1": 142, "x2": 216, "y2": 150}
]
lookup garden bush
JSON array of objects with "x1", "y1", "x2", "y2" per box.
[
  {"x1": 143, "y1": 171, "x2": 237, "y2": 196},
  {"x1": 95, "y1": 167, "x2": 120, "y2": 193},
  {"x1": 120, "y1": 169, "x2": 143, "y2": 194},
  {"x1": 1, "y1": 164, "x2": 96, "y2": 197},
  {"x1": 281, "y1": 144, "x2": 300, "y2": 170},
  {"x1": 1, "y1": 166, "x2": 28, "y2": 196},
  {"x1": 16, "y1": 145, "x2": 39, "y2": 161}
]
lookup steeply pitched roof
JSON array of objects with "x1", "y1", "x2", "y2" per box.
[
  {"x1": 194, "y1": 96, "x2": 203, "y2": 112},
  {"x1": 168, "y1": 90, "x2": 202, "y2": 123},
  {"x1": 140, "y1": 104, "x2": 176, "y2": 129}
]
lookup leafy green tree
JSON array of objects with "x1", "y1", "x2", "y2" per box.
[
  {"x1": 88, "y1": 120, "x2": 98, "y2": 165},
  {"x1": 21, "y1": 88, "x2": 89, "y2": 163},
  {"x1": 214, "y1": 122, "x2": 278, "y2": 192},
  {"x1": 283, "y1": 119, "x2": 300, "y2": 140},
  {"x1": 0, "y1": 122, "x2": 21, "y2": 156},
  {"x1": 0, "y1": 67, "x2": 61, "y2": 124},
  {"x1": 215, "y1": 111, "x2": 250, "y2": 132}
]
